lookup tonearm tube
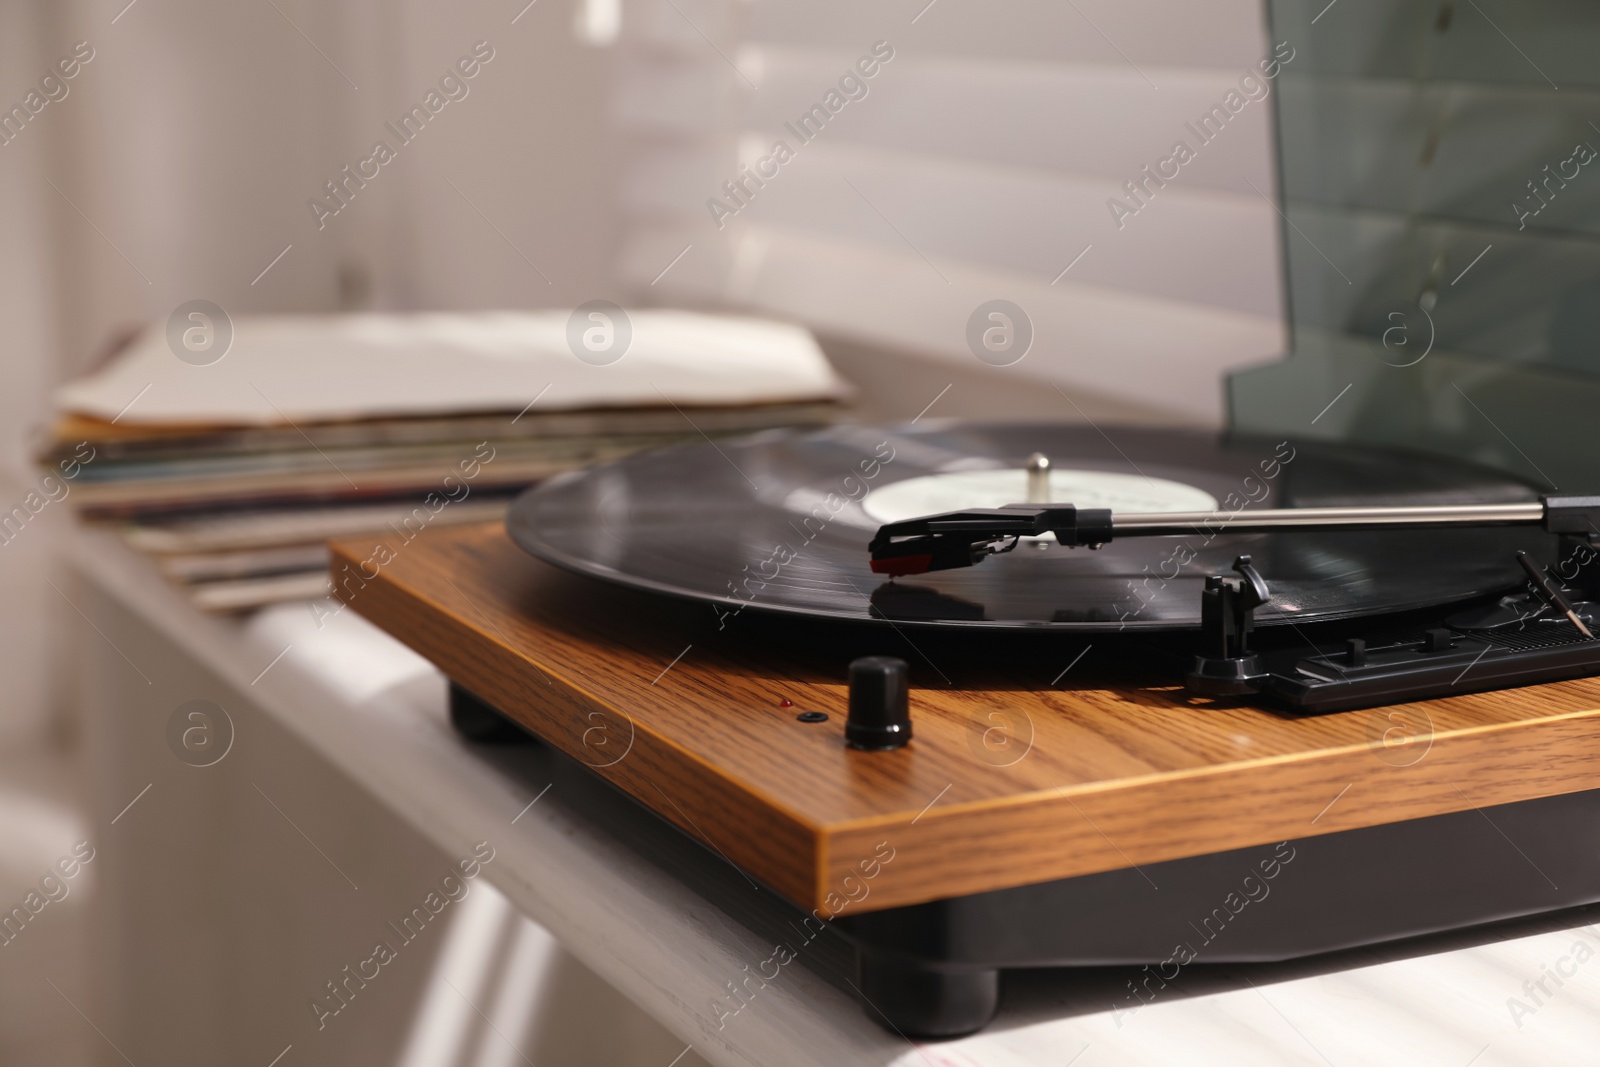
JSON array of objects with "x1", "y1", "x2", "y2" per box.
[{"x1": 867, "y1": 495, "x2": 1600, "y2": 577}]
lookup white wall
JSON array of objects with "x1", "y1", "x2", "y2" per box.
[
  {"x1": 32, "y1": 0, "x2": 621, "y2": 366},
  {"x1": 0, "y1": 0, "x2": 623, "y2": 740},
  {"x1": 0, "y1": 1, "x2": 67, "y2": 745}
]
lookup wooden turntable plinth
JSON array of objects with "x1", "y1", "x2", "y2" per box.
[{"x1": 332, "y1": 523, "x2": 1600, "y2": 916}]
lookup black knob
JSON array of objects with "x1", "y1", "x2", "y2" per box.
[{"x1": 846, "y1": 656, "x2": 911, "y2": 750}]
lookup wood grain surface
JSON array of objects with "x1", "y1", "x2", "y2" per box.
[{"x1": 331, "y1": 523, "x2": 1600, "y2": 914}]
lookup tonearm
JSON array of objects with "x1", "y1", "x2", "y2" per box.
[{"x1": 867, "y1": 495, "x2": 1600, "y2": 577}]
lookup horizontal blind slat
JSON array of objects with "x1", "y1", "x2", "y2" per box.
[
  {"x1": 733, "y1": 50, "x2": 1277, "y2": 192},
  {"x1": 746, "y1": 0, "x2": 1271, "y2": 70}
]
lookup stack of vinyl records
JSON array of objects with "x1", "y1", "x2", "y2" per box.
[{"x1": 44, "y1": 311, "x2": 847, "y2": 611}]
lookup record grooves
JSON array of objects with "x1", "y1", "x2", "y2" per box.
[{"x1": 508, "y1": 424, "x2": 1549, "y2": 632}]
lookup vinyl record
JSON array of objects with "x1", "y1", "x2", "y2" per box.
[{"x1": 507, "y1": 423, "x2": 1550, "y2": 631}]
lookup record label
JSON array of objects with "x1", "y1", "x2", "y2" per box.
[{"x1": 861, "y1": 469, "x2": 1219, "y2": 525}]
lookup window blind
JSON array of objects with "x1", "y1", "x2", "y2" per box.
[{"x1": 614, "y1": 0, "x2": 1288, "y2": 421}]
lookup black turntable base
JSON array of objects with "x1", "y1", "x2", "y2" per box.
[{"x1": 332, "y1": 424, "x2": 1600, "y2": 1037}]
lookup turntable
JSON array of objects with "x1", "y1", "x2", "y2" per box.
[{"x1": 331, "y1": 423, "x2": 1600, "y2": 1038}]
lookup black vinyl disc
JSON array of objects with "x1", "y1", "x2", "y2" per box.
[{"x1": 507, "y1": 423, "x2": 1550, "y2": 631}]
